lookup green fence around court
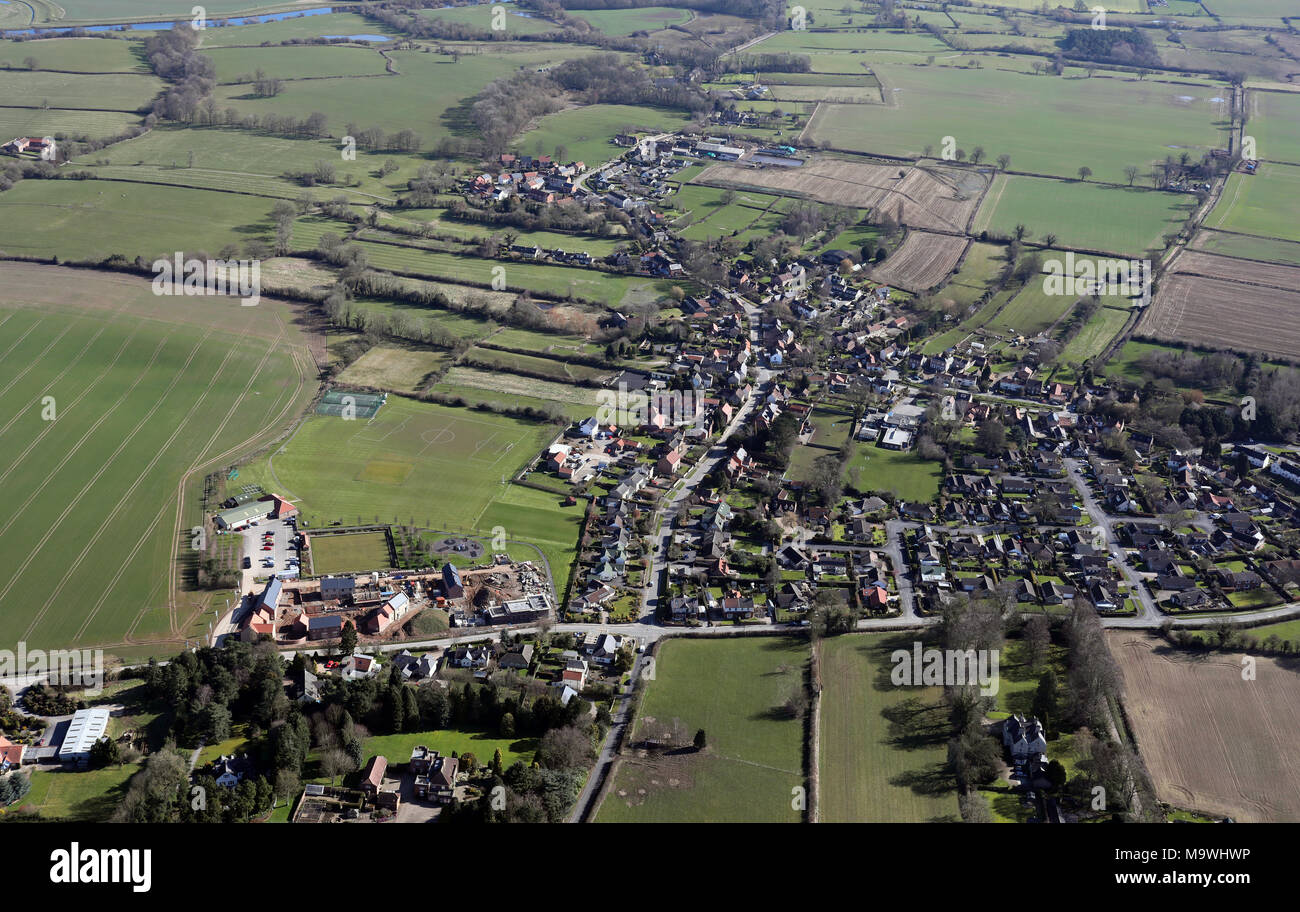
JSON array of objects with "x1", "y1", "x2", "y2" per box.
[{"x1": 315, "y1": 389, "x2": 387, "y2": 419}]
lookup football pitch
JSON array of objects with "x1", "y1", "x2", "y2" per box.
[
  {"x1": 246, "y1": 395, "x2": 558, "y2": 532},
  {"x1": 0, "y1": 262, "x2": 318, "y2": 650}
]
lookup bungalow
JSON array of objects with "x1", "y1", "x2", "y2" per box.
[
  {"x1": 862, "y1": 583, "x2": 889, "y2": 611},
  {"x1": 499, "y1": 644, "x2": 535, "y2": 670},
  {"x1": 0, "y1": 735, "x2": 26, "y2": 770}
]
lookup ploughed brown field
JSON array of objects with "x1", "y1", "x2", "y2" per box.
[
  {"x1": 1109, "y1": 631, "x2": 1300, "y2": 823},
  {"x1": 1168, "y1": 249, "x2": 1300, "y2": 291},
  {"x1": 1138, "y1": 271, "x2": 1300, "y2": 361},
  {"x1": 870, "y1": 231, "x2": 969, "y2": 292},
  {"x1": 694, "y1": 159, "x2": 984, "y2": 233}
]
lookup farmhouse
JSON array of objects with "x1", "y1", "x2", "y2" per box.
[{"x1": 2, "y1": 136, "x2": 55, "y2": 159}]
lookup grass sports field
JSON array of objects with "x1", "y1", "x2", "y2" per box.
[
  {"x1": 974, "y1": 175, "x2": 1195, "y2": 254},
  {"x1": 246, "y1": 395, "x2": 551, "y2": 530},
  {"x1": 597, "y1": 637, "x2": 808, "y2": 823},
  {"x1": 309, "y1": 530, "x2": 393, "y2": 575},
  {"x1": 818, "y1": 634, "x2": 960, "y2": 822},
  {"x1": 848, "y1": 444, "x2": 943, "y2": 502},
  {"x1": 238, "y1": 394, "x2": 579, "y2": 594},
  {"x1": 0, "y1": 262, "x2": 319, "y2": 651},
  {"x1": 805, "y1": 66, "x2": 1226, "y2": 184}
]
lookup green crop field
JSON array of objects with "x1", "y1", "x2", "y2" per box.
[
  {"x1": 1203, "y1": 163, "x2": 1300, "y2": 243},
  {"x1": 819, "y1": 634, "x2": 961, "y2": 822},
  {"x1": 974, "y1": 175, "x2": 1194, "y2": 254},
  {"x1": 597, "y1": 637, "x2": 808, "y2": 823},
  {"x1": 309, "y1": 530, "x2": 393, "y2": 575},
  {"x1": 212, "y1": 45, "x2": 598, "y2": 151},
  {"x1": 0, "y1": 36, "x2": 146, "y2": 72},
  {"x1": 806, "y1": 66, "x2": 1227, "y2": 184},
  {"x1": 0, "y1": 106, "x2": 141, "y2": 141},
  {"x1": 0, "y1": 262, "x2": 318, "y2": 651},
  {"x1": 570, "y1": 6, "x2": 692, "y2": 36},
  {"x1": 1190, "y1": 229, "x2": 1300, "y2": 266},
  {"x1": 204, "y1": 44, "x2": 390, "y2": 82},
  {"x1": 203, "y1": 12, "x2": 397, "y2": 46},
  {"x1": 1056, "y1": 305, "x2": 1131, "y2": 369},
  {"x1": 516, "y1": 103, "x2": 689, "y2": 170},
  {"x1": 76, "y1": 126, "x2": 422, "y2": 201},
  {"x1": 420, "y1": 4, "x2": 557, "y2": 35},
  {"x1": 0, "y1": 69, "x2": 161, "y2": 111},
  {"x1": 337, "y1": 236, "x2": 669, "y2": 307},
  {"x1": 26, "y1": 0, "x2": 298, "y2": 23},
  {"x1": 995, "y1": 282, "x2": 1078, "y2": 339},
  {"x1": 0, "y1": 179, "x2": 280, "y2": 261}
]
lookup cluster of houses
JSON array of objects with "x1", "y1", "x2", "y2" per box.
[
  {"x1": 467, "y1": 152, "x2": 587, "y2": 204},
  {"x1": 237, "y1": 558, "x2": 552, "y2": 646},
  {"x1": 441, "y1": 631, "x2": 630, "y2": 704},
  {"x1": 901, "y1": 522, "x2": 1126, "y2": 614}
]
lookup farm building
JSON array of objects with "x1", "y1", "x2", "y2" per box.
[
  {"x1": 694, "y1": 140, "x2": 744, "y2": 160},
  {"x1": 2, "y1": 137, "x2": 55, "y2": 159},
  {"x1": 59, "y1": 707, "x2": 111, "y2": 768}
]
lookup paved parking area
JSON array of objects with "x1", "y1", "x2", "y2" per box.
[{"x1": 240, "y1": 517, "x2": 301, "y2": 588}]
